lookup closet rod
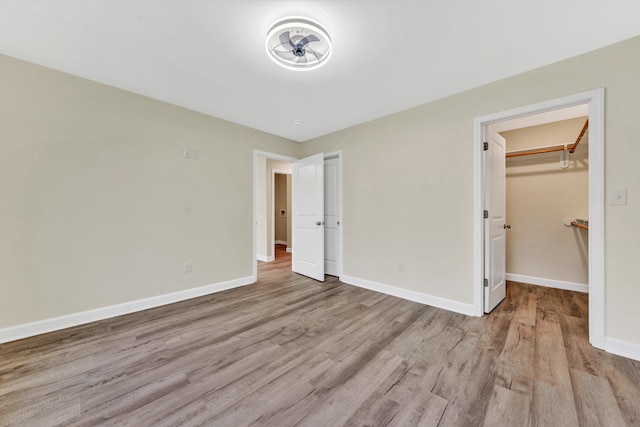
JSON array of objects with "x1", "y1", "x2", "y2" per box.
[
  {"x1": 505, "y1": 119, "x2": 589, "y2": 158},
  {"x1": 571, "y1": 221, "x2": 589, "y2": 231},
  {"x1": 506, "y1": 145, "x2": 566, "y2": 158},
  {"x1": 569, "y1": 119, "x2": 589, "y2": 153}
]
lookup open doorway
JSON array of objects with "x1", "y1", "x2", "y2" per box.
[
  {"x1": 253, "y1": 150, "x2": 343, "y2": 283},
  {"x1": 474, "y1": 89, "x2": 605, "y2": 349},
  {"x1": 273, "y1": 170, "x2": 292, "y2": 260},
  {"x1": 256, "y1": 158, "x2": 292, "y2": 263},
  {"x1": 497, "y1": 109, "x2": 589, "y2": 292},
  {"x1": 253, "y1": 151, "x2": 297, "y2": 281}
]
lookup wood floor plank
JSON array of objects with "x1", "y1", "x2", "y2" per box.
[
  {"x1": 535, "y1": 319, "x2": 574, "y2": 389},
  {"x1": 571, "y1": 368, "x2": 627, "y2": 427},
  {"x1": 599, "y1": 355, "x2": 640, "y2": 426},
  {"x1": 535, "y1": 285, "x2": 562, "y2": 323},
  {"x1": 386, "y1": 386, "x2": 449, "y2": 427},
  {"x1": 483, "y1": 384, "x2": 531, "y2": 426},
  {"x1": 295, "y1": 350, "x2": 405, "y2": 426},
  {"x1": 67, "y1": 373, "x2": 190, "y2": 427},
  {"x1": 494, "y1": 320, "x2": 535, "y2": 394},
  {"x1": 512, "y1": 286, "x2": 537, "y2": 326},
  {"x1": 532, "y1": 319, "x2": 580, "y2": 426},
  {"x1": 149, "y1": 399, "x2": 211, "y2": 427},
  {"x1": 342, "y1": 391, "x2": 400, "y2": 426},
  {"x1": 550, "y1": 298, "x2": 601, "y2": 382},
  {"x1": 2, "y1": 248, "x2": 639, "y2": 426},
  {"x1": 434, "y1": 314, "x2": 507, "y2": 426},
  {"x1": 532, "y1": 380, "x2": 580, "y2": 427}
]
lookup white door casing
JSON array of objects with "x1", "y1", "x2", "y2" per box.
[
  {"x1": 484, "y1": 126, "x2": 507, "y2": 313},
  {"x1": 292, "y1": 153, "x2": 325, "y2": 281},
  {"x1": 474, "y1": 89, "x2": 603, "y2": 348},
  {"x1": 253, "y1": 150, "x2": 297, "y2": 281},
  {"x1": 324, "y1": 156, "x2": 340, "y2": 276}
]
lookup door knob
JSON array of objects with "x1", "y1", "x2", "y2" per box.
[
  {"x1": 504, "y1": 224, "x2": 511, "y2": 229},
  {"x1": 316, "y1": 221, "x2": 322, "y2": 226}
]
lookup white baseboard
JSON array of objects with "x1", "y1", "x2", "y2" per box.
[
  {"x1": 0, "y1": 276, "x2": 254, "y2": 344},
  {"x1": 286, "y1": 248, "x2": 292, "y2": 253},
  {"x1": 257, "y1": 254, "x2": 275, "y2": 262},
  {"x1": 506, "y1": 273, "x2": 588, "y2": 293},
  {"x1": 274, "y1": 240, "x2": 287, "y2": 246},
  {"x1": 605, "y1": 337, "x2": 640, "y2": 362},
  {"x1": 340, "y1": 275, "x2": 477, "y2": 317}
]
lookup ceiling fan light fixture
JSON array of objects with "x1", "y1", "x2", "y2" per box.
[{"x1": 265, "y1": 17, "x2": 332, "y2": 71}]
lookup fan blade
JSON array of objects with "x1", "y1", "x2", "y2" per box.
[
  {"x1": 296, "y1": 55, "x2": 308, "y2": 64},
  {"x1": 299, "y1": 34, "x2": 320, "y2": 47},
  {"x1": 305, "y1": 47, "x2": 323, "y2": 61},
  {"x1": 280, "y1": 31, "x2": 296, "y2": 49},
  {"x1": 273, "y1": 49, "x2": 296, "y2": 60},
  {"x1": 279, "y1": 31, "x2": 296, "y2": 49}
]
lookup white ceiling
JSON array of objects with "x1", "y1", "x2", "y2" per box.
[{"x1": 1, "y1": 1, "x2": 639, "y2": 142}]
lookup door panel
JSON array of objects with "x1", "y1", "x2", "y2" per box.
[
  {"x1": 324, "y1": 158, "x2": 340, "y2": 276},
  {"x1": 485, "y1": 126, "x2": 507, "y2": 313},
  {"x1": 292, "y1": 153, "x2": 325, "y2": 281}
]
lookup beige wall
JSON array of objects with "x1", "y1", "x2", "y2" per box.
[
  {"x1": 4, "y1": 35, "x2": 640, "y2": 349},
  {"x1": 256, "y1": 156, "x2": 268, "y2": 259},
  {"x1": 274, "y1": 173, "x2": 288, "y2": 243},
  {"x1": 286, "y1": 175, "x2": 292, "y2": 251},
  {"x1": 300, "y1": 36, "x2": 640, "y2": 345},
  {"x1": 503, "y1": 117, "x2": 589, "y2": 284},
  {"x1": 0, "y1": 54, "x2": 298, "y2": 329}
]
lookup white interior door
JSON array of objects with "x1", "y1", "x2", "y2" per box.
[
  {"x1": 324, "y1": 157, "x2": 340, "y2": 276},
  {"x1": 484, "y1": 126, "x2": 507, "y2": 313},
  {"x1": 292, "y1": 153, "x2": 325, "y2": 281}
]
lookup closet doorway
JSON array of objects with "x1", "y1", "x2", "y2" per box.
[
  {"x1": 474, "y1": 88, "x2": 605, "y2": 349},
  {"x1": 497, "y1": 109, "x2": 589, "y2": 293}
]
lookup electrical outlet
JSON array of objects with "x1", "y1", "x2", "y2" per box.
[
  {"x1": 184, "y1": 262, "x2": 192, "y2": 273},
  {"x1": 398, "y1": 262, "x2": 405, "y2": 272}
]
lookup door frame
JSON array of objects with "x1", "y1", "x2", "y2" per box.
[
  {"x1": 253, "y1": 149, "x2": 344, "y2": 282},
  {"x1": 253, "y1": 150, "x2": 297, "y2": 282},
  {"x1": 251, "y1": 150, "x2": 344, "y2": 283},
  {"x1": 473, "y1": 88, "x2": 605, "y2": 349}
]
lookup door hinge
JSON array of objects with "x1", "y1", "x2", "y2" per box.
[
  {"x1": 483, "y1": 210, "x2": 489, "y2": 219},
  {"x1": 483, "y1": 142, "x2": 489, "y2": 151},
  {"x1": 484, "y1": 278, "x2": 488, "y2": 287}
]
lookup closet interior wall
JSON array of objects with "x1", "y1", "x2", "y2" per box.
[{"x1": 503, "y1": 116, "x2": 589, "y2": 286}]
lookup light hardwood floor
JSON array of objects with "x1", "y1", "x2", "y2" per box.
[{"x1": 1, "y1": 245, "x2": 639, "y2": 426}]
